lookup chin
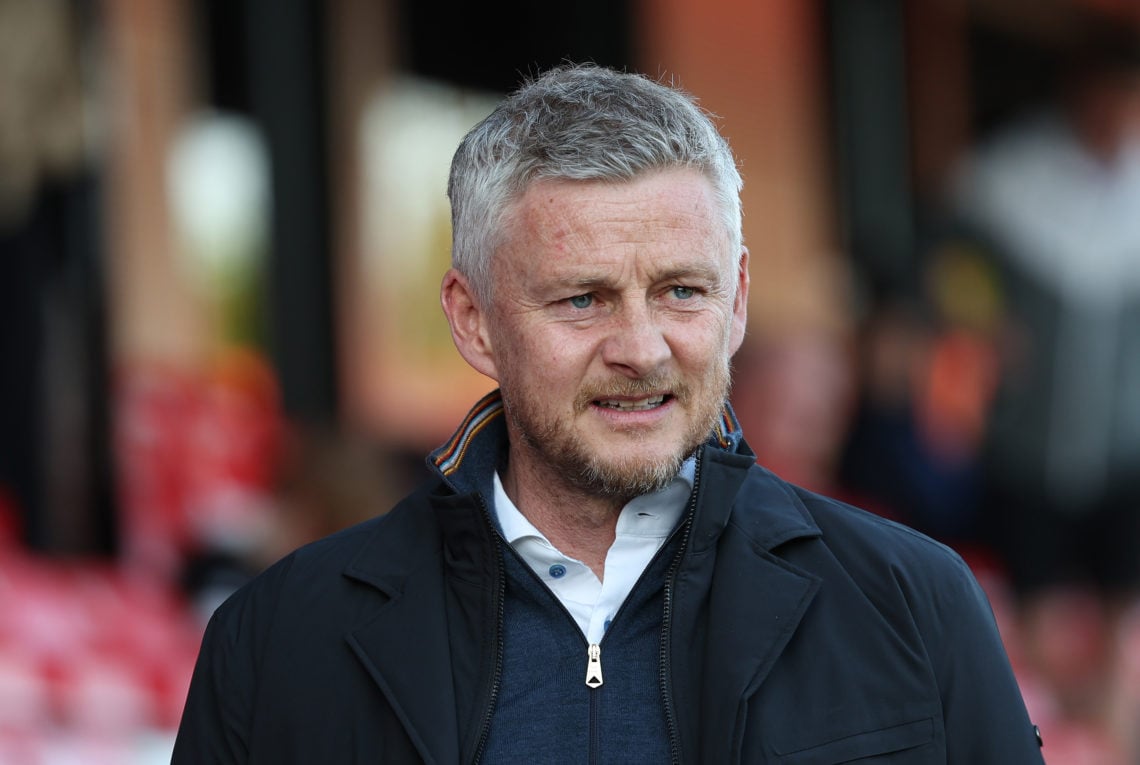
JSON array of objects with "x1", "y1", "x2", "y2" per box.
[{"x1": 580, "y1": 441, "x2": 692, "y2": 495}]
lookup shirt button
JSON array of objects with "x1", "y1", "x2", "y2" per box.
[{"x1": 548, "y1": 564, "x2": 567, "y2": 579}]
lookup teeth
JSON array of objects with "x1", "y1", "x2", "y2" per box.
[{"x1": 598, "y1": 395, "x2": 665, "y2": 411}]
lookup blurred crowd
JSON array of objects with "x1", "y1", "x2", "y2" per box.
[{"x1": 0, "y1": 347, "x2": 416, "y2": 761}]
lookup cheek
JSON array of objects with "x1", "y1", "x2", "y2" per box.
[
  {"x1": 535, "y1": 321, "x2": 603, "y2": 361},
  {"x1": 669, "y1": 315, "x2": 732, "y2": 365},
  {"x1": 498, "y1": 325, "x2": 592, "y2": 384}
]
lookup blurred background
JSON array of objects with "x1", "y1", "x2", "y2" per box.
[{"x1": 2, "y1": 0, "x2": 1140, "y2": 761}]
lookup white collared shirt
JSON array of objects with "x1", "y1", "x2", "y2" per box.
[{"x1": 493, "y1": 458, "x2": 695, "y2": 644}]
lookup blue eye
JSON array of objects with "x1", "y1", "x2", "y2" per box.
[
  {"x1": 568, "y1": 294, "x2": 594, "y2": 309},
  {"x1": 671, "y1": 286, "x2": 695, "y2": 300}
]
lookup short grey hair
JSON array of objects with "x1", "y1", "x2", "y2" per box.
[{"x1": 447, "y1": 64, "x2": 744, "y2": 304}]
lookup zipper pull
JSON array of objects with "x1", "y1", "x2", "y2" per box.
[{"x1": 585, "y1": 643, "x2": 603, "y2": 688}]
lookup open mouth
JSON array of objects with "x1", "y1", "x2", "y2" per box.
[{"x1": 594, "y1": 394, "x2": 670, "y2": 412}]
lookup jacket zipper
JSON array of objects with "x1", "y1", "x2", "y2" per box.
[
  {"x1": 659, "y1": 450, "x2": 701, "y2": 765},
  {"x1": 470, "y1": 497, "x2": 507, "y2": 765},
  {"x1": 589, "y1": 671, "x2": 601, "y2": 765},
  {"x1": 585, "y1": 643, "x2": 604, "y2": 687}
]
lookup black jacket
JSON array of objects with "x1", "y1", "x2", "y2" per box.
[{"x1": 173, "y1": 395, "x2": 1043, "y2": 763}]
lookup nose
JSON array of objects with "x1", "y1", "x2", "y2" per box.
[{"x1": 600, "y1": 301, "x2": 672, "y2": 378}]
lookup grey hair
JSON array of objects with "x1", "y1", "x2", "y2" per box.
[{"x1": 447, "y1": 64, "x2": 744, "y2": 305}]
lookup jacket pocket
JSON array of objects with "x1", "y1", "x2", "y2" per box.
[{"x1": 774, "y1": 717, "x2": 934, "y2": 764}]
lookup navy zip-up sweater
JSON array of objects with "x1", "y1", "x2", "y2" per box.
[{"x1": 481, "y1": 538, "x2": 680, "y2": 763}]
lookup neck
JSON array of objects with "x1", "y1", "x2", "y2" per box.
[{"x1": 500, "y1": 455, "x2": 625, "y2": 581}]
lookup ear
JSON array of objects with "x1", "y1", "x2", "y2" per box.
[
  {"x1": 729, "y1": 246, "x2": 750, "y2": 354},
  {"x1": 441, "y1": 268, "x2": 500, "y2": 381}
]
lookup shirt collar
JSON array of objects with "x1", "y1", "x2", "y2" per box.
[{"x1": 493, "y1": 456, "x2": 696, "y2": 547}]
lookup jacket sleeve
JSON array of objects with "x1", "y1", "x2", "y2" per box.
[
  {"x1": 923, "y1": 553, "x2": 1044, "y2": 763},
  {"x1": 171, "y1": 553, "x2": 295, "y2": 764},
  {"x1": 171, "y1": 603, "x2": 254, "y2": 764}
]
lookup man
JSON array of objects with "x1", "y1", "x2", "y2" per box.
[{"x1": 173, "y1": 64, "x2": 1043, "y2": 763}]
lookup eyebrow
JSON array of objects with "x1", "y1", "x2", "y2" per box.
[
  {"x1": 555, "y1": 263, "x2": 724, "y2": 292},
  {"x1": 655, "y1": 264, "x2": 723, "y2": 284}
]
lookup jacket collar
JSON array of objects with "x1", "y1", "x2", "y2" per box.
[{"x1": 427, "y1": 389, "x2": 507, "y2": 500}]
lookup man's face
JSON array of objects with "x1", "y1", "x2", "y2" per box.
[{"x1": 482, "y1": 168, "x2": 748, "y2": 500}]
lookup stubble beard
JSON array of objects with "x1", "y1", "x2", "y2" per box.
[{"x1": 502, "y1": 360, "x2": 732, "y2": 503}]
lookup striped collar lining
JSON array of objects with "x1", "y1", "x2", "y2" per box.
[{"x1": 431, "y1": 389, "x2": 504, "y2": 477}]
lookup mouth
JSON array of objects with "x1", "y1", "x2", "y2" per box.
[{"x1": 593, "y1": 394, "x2": 671, "y2": 412}]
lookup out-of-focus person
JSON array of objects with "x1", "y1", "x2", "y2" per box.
[{"x1": 946, "y1": 14, "x2": 1140, "y2": 754}]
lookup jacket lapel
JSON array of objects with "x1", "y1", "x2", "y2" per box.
[
  {"x1": 685, "y1": 458, "x2": 823, "y2": 763},
  {"x1": 342, "y1": 516, "x2": 460, "y2": 765},
  {"x1": 699, "y1": 536, "x2": 820, "y2": 762}
]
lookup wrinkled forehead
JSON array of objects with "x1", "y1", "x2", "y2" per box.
[{"x1": 499, "y1": 170, "x2": 732, "y2": 251}]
